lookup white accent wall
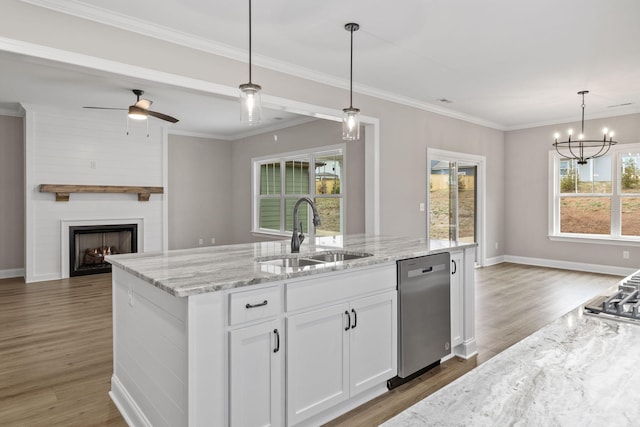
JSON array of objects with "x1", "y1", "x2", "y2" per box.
[{"x1": 24, "y1": 106, "x2": 168, "y2": 282}]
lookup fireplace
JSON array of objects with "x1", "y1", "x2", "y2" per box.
[{"x1": 69, "y1": 224, "x2": 138, "y2": 276}]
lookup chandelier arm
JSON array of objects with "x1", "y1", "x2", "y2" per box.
[{"x1": 566, "y1": 141, "x2": 583, "y2": 164}]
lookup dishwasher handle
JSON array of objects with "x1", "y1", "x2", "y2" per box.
[{"x1": 406, "y1": 263, "x2": 445, "y2": 279}]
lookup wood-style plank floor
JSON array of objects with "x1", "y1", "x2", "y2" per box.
[{"x1": 0, "y1": 264, "x2": 620, "y2": 426}]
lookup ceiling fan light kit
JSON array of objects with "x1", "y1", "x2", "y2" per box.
[
  {"x1": 239, "y1": 0, "x2": 262, "y2": 125},
  {"x1": 552, "y1": 90, "x2": 617, "y2": 165},
  {"x1": 343, "y1": 22, "x2": 360, "y2": 141},
  {"x1": 84, "y1": 88, "x2": 179, "y2": 137}
]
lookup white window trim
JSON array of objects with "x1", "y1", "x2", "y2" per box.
[
  {"x1": 251, "y1": 143, "x2": 347, "y2": 238},
  {"x1": 548, "y1": 144, "x2": 640, "y2": 246}
]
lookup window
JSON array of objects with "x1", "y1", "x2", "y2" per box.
[
  {"x1": 550, "y1": 143, "x2": 640, "y2": 241},
  {"x1": 253, "y1": 146, "x2": 344, "y2": 237}
]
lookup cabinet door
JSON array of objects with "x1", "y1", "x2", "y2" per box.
[
  {"x1": 229, "y1": 319, "x2": 283, "y2": 427},
  {"x1": 450, "y1": 251, "x2": 464, "y2": 348},
  {"x1": 286, "y1": 303, "x2": 349, "y2": 426},
  {"x1": 349, "y1": 291, "x2": 397, "y2": 396}
]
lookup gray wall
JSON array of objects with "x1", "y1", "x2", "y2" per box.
[
  {"x1": 1, "y1": 3, "x2": 505, "y2": 265},
  {"x1": 229, "y1": 119, "x2": 365, "y2": 243},
  {"x1": 168, "y1": 134, "x2": 233, "y2": 248},
  {"x1": 0, "y1": 115, "x2": 24, "y2": 272},
  {"x1": 505, "y1": 113, "x2": 640, "y2": 269}
]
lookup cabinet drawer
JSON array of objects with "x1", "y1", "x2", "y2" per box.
[
  {"x1": 286, "y1": 264, "x2": 396, "y2": 312},
  {"x1": 229, "y1": 286, "x2": 282, "y2": 325}
]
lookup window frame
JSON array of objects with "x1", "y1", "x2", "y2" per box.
[
  {"x1": 251, "y1": 144, "x2": 346, "y2": 238},
  {"x1": 549, "y1": 143, "x2": 640, "y2": 246}
]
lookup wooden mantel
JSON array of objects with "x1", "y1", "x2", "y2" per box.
[{"x1": 39, "y1": 184, "x2": 164, "y2": 202}]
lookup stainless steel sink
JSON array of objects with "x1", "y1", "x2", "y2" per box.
[
  {"x1": 305, "y1": 251, "x2": 373, "y2": 263},
  {"x1": 258, "y1": 256, "x2": 324, "y2": 268},
  {"x1": 256, "y1": 251, "x2": 372, "y2": 268}
]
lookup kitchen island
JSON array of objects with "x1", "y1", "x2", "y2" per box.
[
  {"x1": 106, "y1": 234, "x2": 476, "y2": 427},
  {"x1": 382, "y1": 308, "x2": 640, "y2": 426}
]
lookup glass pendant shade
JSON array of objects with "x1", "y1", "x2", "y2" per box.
[
  {"x1": 239, "y1": 82, "x2": 262, "y2": 124},
  {"x1": 342, "y1": 107, "x2": 360, "y2": 140}
]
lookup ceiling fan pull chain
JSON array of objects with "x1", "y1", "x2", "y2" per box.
[
  {"x1": 146, "y1": 119, "x2": 149, "y2": 138},
  {"x1": 126, "y1": 116, "x2": 130, "y2": 136}
]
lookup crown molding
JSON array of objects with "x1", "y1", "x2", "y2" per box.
[
  {"x1": 168, "y1": 129, "x2": 234, "y2": 141},
  {"x1": 504, "y1": 108, "x2": 640, "y2": 132},
  {"x1": 19, "y1": 0, "x2": 506, "y2": 131},
  {"x1": 0, "y1": 104, "x2": 24, "y2": 117}
]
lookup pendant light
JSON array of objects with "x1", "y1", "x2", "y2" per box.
[
  {"x1": 239, "y1": 0, "x2": 262, "y2": 125},
  {"x1": 552, "y1": 91, "x2": 618, "y2": 165},
  {"x1": 342, "y1": 23, "x2": 360, "y2": 141}
]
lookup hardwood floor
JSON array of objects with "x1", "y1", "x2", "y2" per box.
[
  {"x1": 0, "y1": 264, "x2": 620, "y2": 426},
  {"x1": 0, "y1": 274, "x2": 126, "y2": 427}
]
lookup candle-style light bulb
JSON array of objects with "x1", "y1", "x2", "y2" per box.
[
  {"x1": 568, "y1": 129, "x2": 573, "y2": 136},
  {"x1": 554, "y1": 132, "x2": 560, "y2": 140},
  {"x1": 578, "y1": 133, "x2": 584, "y2": 140},
  {"x1": 603, "y1": 127, "x2": 608, "y2": 135}
]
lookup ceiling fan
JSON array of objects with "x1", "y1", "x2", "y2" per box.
[{"x1": 84, "y1": 89, "x2": 179, "y2": 123}]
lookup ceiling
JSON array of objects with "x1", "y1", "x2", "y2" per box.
[{"x1": 3, "y1": 0, "x2": 640, "y2": 135}]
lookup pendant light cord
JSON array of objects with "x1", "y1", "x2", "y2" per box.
[
  {"x1": 248, "y1": 0, "x2": 253, "y2": 83},
  {"x1": 349, "y1": 26, "x2": 354, "y2": 108}
]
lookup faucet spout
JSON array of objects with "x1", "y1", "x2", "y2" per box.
[{"x1": 291, "y1": 197, "x2": 322, "y2": 253}]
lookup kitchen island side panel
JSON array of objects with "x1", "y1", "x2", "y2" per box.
[{"x1": 111, "y1": 267, "x2": 189, "y2": 427}]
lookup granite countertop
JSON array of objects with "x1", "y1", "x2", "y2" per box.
[
  {"x1": 382, "y1": 309, "x2": 640, "y2": 426},
  {"x1": 106, "y1": 234, "x2": 474, "y2": 297}
]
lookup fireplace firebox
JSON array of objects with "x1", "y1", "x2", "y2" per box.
[{"x1": 69, "y1": 224, "x2": 138, "y2": 276}]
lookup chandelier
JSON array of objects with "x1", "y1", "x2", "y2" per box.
[{"x1": 552, "y1": 90, "x2": 617, "y2": 165}]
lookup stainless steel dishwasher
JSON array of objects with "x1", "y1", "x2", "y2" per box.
[{"x1": 388, "y1": 253, "x2": 451, "y2": 388}]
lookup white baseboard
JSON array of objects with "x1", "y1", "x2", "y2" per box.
[
  {"x1": 0, "y1": 268, "x2": 24, "y2": 279},
  {"x1": 483, "y1": 256, "x2": 505, "y2": 267},
  {"x1": 25, "y1": 272, "x2": 61, "y2": 283},
  {"x1": 503, "y1": 255, "x2": 633, "y2": 277},
  {"x1": 110, "y1": 375, "x2": 152, "y2": 427}
]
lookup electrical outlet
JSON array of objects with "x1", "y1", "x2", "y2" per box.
[
  {"x1": 419, "y1": 203, "x2": 425, "y2": 212},
  {"x1": 211, "y1": 237, "x2": 216, "y2": 245},
  {"x1": 198, "y1": 238, "x2": 203, "y2": 246},
  {"x1": 90, "y1": 160, "x2": 96, "y2": 169},
  {"x1": 128, "y1": 287, "x2": 134, "y2": 307},
  {"x1": 623, "y1": 250, "x2": 630, "y2": 259},
  {"x1": 495, "y1": 242, "x2": 499, "y2": 250}
]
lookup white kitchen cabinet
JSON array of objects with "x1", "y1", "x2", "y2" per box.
[
  {"x1": 349, "y1": 292, "x2": 396, "y2": 396},
  {"x1": 286, "y1": 303, "x2": 350, "y2": 426},
  {"x1": 286, "y1": 289, "x2": 396, "y2": 426},
  {"x1": 229, "y1": 318, "x2": 284, "y2": 427},
  {"x1": 450, "y1": 251, "x2": 464, "y2": 348}
]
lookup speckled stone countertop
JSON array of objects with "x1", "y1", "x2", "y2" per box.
[
  {"x1": 106, "y1": 234, "x2": 474, "y2": 297},
  {"x1": 381, "y1": 309, "x2": 640, "y2": 426}
]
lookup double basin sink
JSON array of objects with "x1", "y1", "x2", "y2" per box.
[{"x1": 256, "y1": 251, "x2": 373, "y2": 269}]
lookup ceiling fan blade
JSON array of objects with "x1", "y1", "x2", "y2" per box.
[
  {"x1": 135, "y1": 99, "x2": 152, "y2": 110},
  {"x1": 147, "y1": 110, "x2": 179, "y2": 123},
  {"x1": 83, "y1": 106, "x2": 127, "y2": 110}
]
